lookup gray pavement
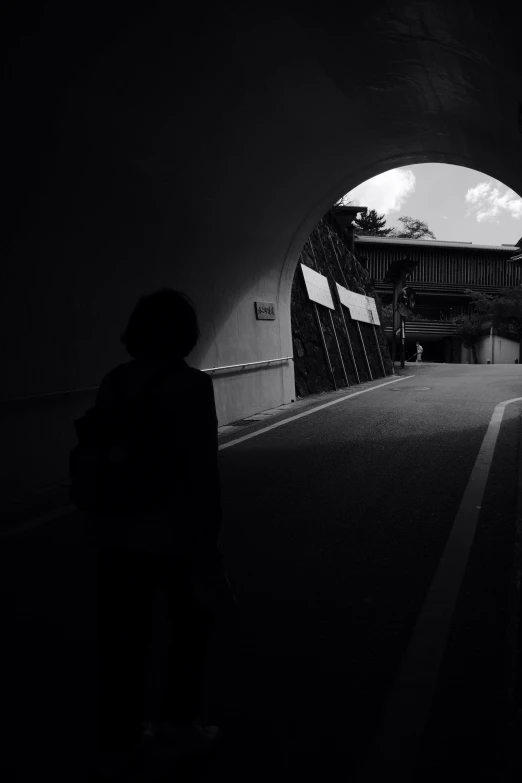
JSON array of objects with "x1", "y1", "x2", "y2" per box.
[{"x1": 3, "y1": 364, "x2": 522, "y2": 781}]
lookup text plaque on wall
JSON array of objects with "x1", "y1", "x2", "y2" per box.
[{"x1": 255, "y1": 301, "x2": 276, "y2": 320}]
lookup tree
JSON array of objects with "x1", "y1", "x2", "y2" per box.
[
  {"x1": 487, "y1": 287, "x2": 522, "y2": 336},
  {"x1": 466, "y1": 287, "x2": 522, "y2": 329},
  {"x1": 453, "y1": 315, "x2": 483, "y2": 364},
  {"x1": 391, "y1": 216, "x2": 436, "y2": 240},
  {"x1": 453, "y1": 287, "x2": 522, "y2": 363},
  {"x1": 380, "y1": 302, "x2": 428, "y2": 329},
  {"x1": 381, "y1": 303, "x2": 393, "y2": 328},
  {"x1": 469, "y1": 287, "x2": 522, "y2": 361},
  {"x1": 353, "y1": 208, "x2": 394, "y2": 236}
]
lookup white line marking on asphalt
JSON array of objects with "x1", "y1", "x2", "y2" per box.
[
  {"x1": 357, "y1": 396, "x2": 522, "y2": 782},
  {"x1": 218, "y1": 376, "x2": 413, "y2": 452}
]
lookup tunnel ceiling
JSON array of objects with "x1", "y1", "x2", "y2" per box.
[
  {"x1": 313, "y1": 2, "x2": 522, "y2": 184},
  {"x1": 4, "y1": 1, "x2": 522, "y2": 247}
]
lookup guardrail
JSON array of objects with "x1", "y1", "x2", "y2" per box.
[
  {"x1": 202, "y1": 357, "x2": 294, "y2": 374},
  {"x1": 0, "y1": 357, "x2": 294, "y2": 403}
]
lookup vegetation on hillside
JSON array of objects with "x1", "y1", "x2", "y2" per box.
[
  {"x1": 453, "y1": 287, "x2": 522, "y2": 363},
  {"x1": 353, "y1": 209, "x2": 394, "y2": 236},
  {"x1": 333, "y1": 197, "x2": 436, "y2": 239},
  {"x1": 391, "y1": 216, "x2": 436, "y2": 240}
]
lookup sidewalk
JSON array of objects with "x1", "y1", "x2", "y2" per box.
[{"x1": 218, "y1": 372, "x2": 405, "y2": 445}]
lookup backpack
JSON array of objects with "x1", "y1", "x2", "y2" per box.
[{"x1": 69, "y1": 363, "x2": 176, "y2": 513}]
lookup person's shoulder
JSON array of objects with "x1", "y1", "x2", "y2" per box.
[
  {"x1": 95, "y1": 362, "x2": 130, "y2": 405},
  {"x1": 101, "y1": 361, "x2": 133, "y2": 385},
  {"x1": 182, "y1": 363, "x2": 212, "y2": 382},
  {"x1": 183, "y1": 366, "x2": 215, "y2": 395},
  {"x1": 190, "y1": 366, "x2": 212, "y2": 379},
  {"x1": 159, "y1": 362, "x2": 211, "y2": 394}
]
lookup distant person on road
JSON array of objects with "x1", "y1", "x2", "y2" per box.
[
  {"x1": 416, "y1": 342, "x2": 424, "y2": 363},
  {"x1": 71, "y1": 289, "x2": 225, "y2": 779}
]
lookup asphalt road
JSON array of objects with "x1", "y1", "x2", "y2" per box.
[{"x1": 3, "y1": 364, "x2": 522, "y2": 782}]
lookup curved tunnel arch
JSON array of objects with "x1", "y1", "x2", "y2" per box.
[
  {"x1": 280, "y1": 151, "x2": 522, "y2": 285},
  {"x1": 279, "y1": 152, "x2": 522, "y2": 391}
]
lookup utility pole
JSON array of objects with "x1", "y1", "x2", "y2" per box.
[
  {"x1": 391, "y1": 281, "x2": 399, "y2": 368},
  {"x1": 400, "y1": 314, "x2": 406, "y2": 368},
  {"x1": 385, "y1": 256, "x2": 419, "y2": 371}
]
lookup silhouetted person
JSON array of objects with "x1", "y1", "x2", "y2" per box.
[
  {"x1": 416, "y1": 342, "x2": 424, "y2": 362},
  {"x1": 73, "y1": 290, "x2": 223, "y2": 778}
]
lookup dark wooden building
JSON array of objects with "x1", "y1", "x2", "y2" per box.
[
  {"x1": 355, "y1": 236, "x2": 522, "y2": 319},
  {"x1": 354, "y1": 235, "x2": 522, "y2": 361}
]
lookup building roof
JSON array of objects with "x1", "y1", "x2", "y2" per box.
[{"x1": 354, "y1": 236, "x2": 519, "y2": 252}]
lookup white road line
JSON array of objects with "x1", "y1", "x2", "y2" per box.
[
  {"x1": 357, "y1": 396, "x2": 522, "y2": 782},
  {"x1": 218, "y1": 376, "x2": 413, "y2": 451}
]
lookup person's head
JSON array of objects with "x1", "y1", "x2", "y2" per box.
[
  {"x1": 121, "y1": 289, "x2": 200, "y2": 360},
  {"x1": 416, "y1": 342, "x2": 420, "y2": 347}
]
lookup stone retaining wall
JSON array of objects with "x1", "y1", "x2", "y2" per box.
[{"x1": 291, "y1": 213, "x2": 392, "y2": 398}]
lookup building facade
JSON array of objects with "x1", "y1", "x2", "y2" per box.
[{"x1": 354, "y1": 236, "x2": 522, "y2": 362}]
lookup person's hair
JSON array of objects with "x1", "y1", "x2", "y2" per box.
[{"x1": 121, "y1": 289, "x2": 200, "y2": 359}]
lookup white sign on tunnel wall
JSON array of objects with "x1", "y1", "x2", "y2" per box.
[
  {"x1": 300, "y1": 263, "x2": 335, "y2": 310},
  {"x1": 336, "y1": 284, "x2": 380, "y2": 325}
]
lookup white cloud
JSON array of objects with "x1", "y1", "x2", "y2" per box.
[
  {"x1": 343, "y1": 168, "x2": 416, "y2": 215},
  {"x1": 465, "y1": 181, "x2": 522, "y2": 222}
]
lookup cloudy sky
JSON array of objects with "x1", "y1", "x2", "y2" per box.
[{"x1": 343, "y1": 163, "x2": 522, "y2": 246}]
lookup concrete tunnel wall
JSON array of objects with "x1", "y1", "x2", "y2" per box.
[{"x1": 4, "y1": 4, "x2": 522, "y2": 498}]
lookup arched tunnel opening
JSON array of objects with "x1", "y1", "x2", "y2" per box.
[
  {"x1": 289, "y1": 162, "x2": 522, "y2": 397},
  {"x1": 3, "y1": 4, "x2": 522, "y2": 781}
]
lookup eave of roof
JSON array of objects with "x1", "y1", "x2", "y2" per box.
[{"x1": 354, "y1": 236, "x2": 519, "y2": 252}]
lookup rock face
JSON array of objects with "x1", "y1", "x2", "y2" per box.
[{"x1": 291, "y1": 212, "x2": 392, "y2": 398}]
